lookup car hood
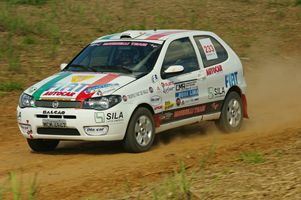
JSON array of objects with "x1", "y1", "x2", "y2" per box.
[{"x1": 25, "y1": 72, "x2": 135, "y2": 101}]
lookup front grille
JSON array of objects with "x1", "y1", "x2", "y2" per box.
[
  {"x1": 36, "y1": 115, "x2": 77, "y2": 119},
  {"x1": 35, "y1": 100, "x2": 81, "y2": 108},
  {"x1": 37, "y1": 128, "x2": 80, "y2": 136}
]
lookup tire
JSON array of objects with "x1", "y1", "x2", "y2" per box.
[
  {"x1": 27, "y1": 139, "x2": 59, "y2": 152},
  {"x1": 216, "y1": 91, "x2": 243, "y2": 133},
  {"x1": 123, "y1": 107, "x2": 155, "y2": 153}
]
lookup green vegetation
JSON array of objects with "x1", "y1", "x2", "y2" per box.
[
  {"x1": 0, "y1": 82, "x2": 23, "y2": 92},
  {"x1": 296, "y1": 0, "x2": 301, "y2": 6},
  {"x1": 151, "y1": 162, "x2": 194, "y2": 200},
  {"x1": 240, "y1": 151, "x2": 266, "y2": 164},
  {"x1": 0, "y1": 172, "x2": 37, "y2": 200},
  {"x1": 6, "y1": 0, "x2": 48, "y2": 5}
]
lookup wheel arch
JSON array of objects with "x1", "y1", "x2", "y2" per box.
[{"x1": 225, "y1": 86, "x2": 248, "y2": 118}]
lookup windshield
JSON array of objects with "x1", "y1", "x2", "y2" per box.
[{"x1": 65, "y1": 41, "x2": 162, "y2": 74}]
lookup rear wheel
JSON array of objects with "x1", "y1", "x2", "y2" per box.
[
  {"x1": 123, "y1": 107, "x2": 155, "y2": 153},
  {"x1": 27, "y1": 139, "x2": 59, "y2": 152},
  {"x1": 216, "y1": 92, "x2": 243, "y2": 132}
]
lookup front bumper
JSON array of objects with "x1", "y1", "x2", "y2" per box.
[{"x1": 16, "y1": 106, "x2": 130, "y2": 141}]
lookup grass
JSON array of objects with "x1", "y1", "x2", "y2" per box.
[
  {"x1": 296, "y1": 0, "x2": 301, "y2": 6},
  {"x1": 151, "y1": 162, "x2": 194, "y2": 200},
  {"x1": 0, "y1": 82, "x2": 23, "y2": 92},
  {"x1": 6, "y1": 0, "x2": 48, "y2": 5},
  {"x1": 239, "y1": 151, "x2": 266, "y2": 164},
  {"x1": 0, "y1": 172, "x2": 38, "y2": 200}
]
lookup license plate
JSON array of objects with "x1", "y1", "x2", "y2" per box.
[{"x1": 42, "y1": 119, "x2": 66, "y2": 128}]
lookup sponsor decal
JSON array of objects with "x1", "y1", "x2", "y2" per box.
[
  {"x1": 42, "y1": 110, "x2": 65, "y2": 115},
  {"x1": 206, "y1": 65, "x2": 223, "y2": 76},
  {"x1": 103, "y1": 42, "x2": 130, "y2": 46},
  {"x1": 95, "y1": 112, "x2": 105, "y2": 123},
  {"x1": 151, "y1": 74, "x2": 158, "y2": 83},
  {"x1": 150, "y1": 95, "x2": 162, "y2": 106},
  {"x1": 122, "y1": 95, "x2": 128, "y2": 102},
  {"x1": 175, "y1": 80, "x2": 197, "y2": 91},
  {"x1": 43, "y1": 91, "x2": 76, "y2": 97},
  {"x1": 33, "y1": 72, "x2": 72, "y2": 100},
  {"x1": 127, "y1": 89, "x2": 149, "y2": 99},
  {"x1": 71, "y1": 75, "x2": 94, "y2": 83},
  {"x1": 182, "y1": 97, "x2": 199, "y2": 106},
  {"x1": 106, "y1": 112, "x2": 124, "y2": 122},
  {"x1": 176, "y1": 98, "x2": 182, "y2": 106},
  {"x1": 175, "y1": 80, "x2": 199, "y2": 99},
  {"x1": 19, "y1": 123, "x2": 33, "y2": 139},
  {"x1": 149, "y1": 87, "x2": 154, "y2": 93},
  {"x1": 174, "y1": 105, "x2": 206, "y2": 118},
  {"x1": 175, "y1": 89, "x2": 198, "y2": 99},
  {"x1": 199, "y1": 38, "x2": 218, "y2": 60},
  {"x1": 84, "y1": 126, "x2": 108, "y2": 136},
  {"x1": 208, "y1": 87, "x2": 225, "y2": 99},
  {"x1": 160, "y1": 112, "x2": 173, "y2": 120},
  {"x1": 161, "y1": 81, "x2": 175, "y2": 94},
  {"x1": 84, "y1": 83, "x2": 119, "y2": 94},
  {"x1": 211, "y1": 102, "x2": 220, "y2": 110},
  {"x1": 154, "y1": 105, "x2": 163, "y2": 111},
  {"x1": 164, "y1": 101, "x2": 174, "y2": 110},
  {"x1": 225, "y1": 72, "x2": 238, "y2": 88},
  {"x1": 76, "y1": 73, "x2": 119, "y2": 101}
]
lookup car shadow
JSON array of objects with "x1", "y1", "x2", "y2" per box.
[{"x1": 37, "y1": 122, "x2": 213, "y2": 155}]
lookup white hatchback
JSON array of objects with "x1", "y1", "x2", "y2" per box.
[{"x1": 17, "y1": 30, "x2": 248, "y2": 152}]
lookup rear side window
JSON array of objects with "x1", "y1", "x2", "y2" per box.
[{"x1": 194, "y1": 36, "x2": 228, "y2": 68}]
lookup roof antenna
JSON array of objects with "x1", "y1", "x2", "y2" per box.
[{"x1": 154, "y1": 28, "x2": 157, "y2": 32}]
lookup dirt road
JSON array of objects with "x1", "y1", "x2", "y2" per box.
[{"x1": 0, "y1": 51, "x2": 301, "y2": 200}]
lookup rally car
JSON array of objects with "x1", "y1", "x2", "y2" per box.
[{"x1": 17, "y1": 30, "x2": 248, "y2": 153}]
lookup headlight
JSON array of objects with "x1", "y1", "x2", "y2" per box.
[
  {"x1": 82, "y1": 95, "x2": 121, "y2": 110},
  {"x1": 19, "y1": 93, "x2": 35, "y2": 108}
]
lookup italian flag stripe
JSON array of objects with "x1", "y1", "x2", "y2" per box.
[
  {"x1": 32, "y1": 72, "x2": 72, "y2": 100},
  {"x1": 76, "y1": 73, "x2": 119, "y2": 101}
]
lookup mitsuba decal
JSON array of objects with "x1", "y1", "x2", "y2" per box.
[
  {"x1": 42, "y1": 110, "x2": 65, "y2": 115},
  {"x1": 225, "y1": 72, "x2": 238, "y2": 88},
  {"x1": 106, "y1": 112, "x2": 123, "y2": 122},
  {"x1": 208, "y1": 87, "x2": 225, "y2": 99},
  {"x1": 206, "y1": 65, "x2": 223, "y2": 76}
]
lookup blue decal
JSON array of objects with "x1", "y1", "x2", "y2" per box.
[
  {"x1": 225, "y1": 72, "x2": 238, "y2": 88},
  {"x1": 176, "y1": 89, "x2": 199, "y2": 99}
]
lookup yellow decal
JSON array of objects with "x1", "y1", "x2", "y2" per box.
[
  {"x1": 71, "y1": 75, "x2": 94, "y2": 83},
  {"x1": 164, "y1": 101, "x2": 174, "y2": 110}
]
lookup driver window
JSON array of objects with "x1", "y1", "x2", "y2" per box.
[{"x1": 161, "y1": 37, "x2": 199, "y2": 78}]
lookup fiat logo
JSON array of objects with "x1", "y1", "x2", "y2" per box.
[{"x1": 52, "y1": 101, "x2": 59, "y2": 108}]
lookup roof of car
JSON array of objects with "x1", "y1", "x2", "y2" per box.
[{"x1": 93, "y1": 29, "x2": 213, "y2": 43}]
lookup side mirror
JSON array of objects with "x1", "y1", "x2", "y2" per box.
[
  {"x1": 60, "y1": 63, "x2": 68, "y2": 70},
  {"x1": 164, "y1": 65, "x2": 184, "y2": 74}
]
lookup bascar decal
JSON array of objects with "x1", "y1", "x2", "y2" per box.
[{"x1": 32, "y1": 72, "x2": 72, "y2": 100}]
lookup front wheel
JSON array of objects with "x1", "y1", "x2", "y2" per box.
[
  {"x1": 27, "y1": 139, "x2": 59, "y2": 152},
  {"x1": 123, "y1": 107, "x2": 155, "y2": 153},
  {"x1": 216, "y1": 92, "x2": 243, "y2": 132}
]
